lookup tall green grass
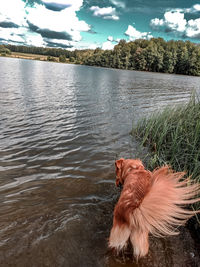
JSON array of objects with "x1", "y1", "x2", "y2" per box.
[{"x1": 132, "y1": 96, "x2": 200, "y2": 190}]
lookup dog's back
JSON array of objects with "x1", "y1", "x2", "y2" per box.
[{"x1": 114, "y1": 169, "x2": 152, "y2": 226}]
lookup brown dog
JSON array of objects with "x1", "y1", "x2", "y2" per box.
[{"x1": 109, "y1": 158, "x2": 200, "y2": 259}]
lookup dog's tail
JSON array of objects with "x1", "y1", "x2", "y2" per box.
[
  {"x1": 130, "y1": 166, "x2": 200, "y2": 237},
  {"x1": 108, "y1": 223, "x2": 131, "y2": 251}
]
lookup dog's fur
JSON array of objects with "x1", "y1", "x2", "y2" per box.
[{"x1": 109, "y1": 158, "x2": 200, "y2": 259}]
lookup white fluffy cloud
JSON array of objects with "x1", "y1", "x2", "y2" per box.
[
  {"x1": 0, "y1": 0, "x2": 90, "y2": 47},
  {"x1": 150, "y1": 11, "x2": 186, "y2": 32},
  {"x1": 107, "y1": 36, "x2": 114, "y2": 41},
  {"x1": 25, "y1": 32, "x2": 45, "y2": 47},
  {"x1": 90, "y1": 6, "x2": 119, "y2": 20},
  {"x1": 190, "y1": 4, "x2": 200, "y2": 12},
  {"x1": 0, "y1": 27, "x2": 45, "y2": 47},
  {"x1": 107, "y1": 35, "x2": 120, "y2": 43},
  {"x1": 186, "y1": 18, "x2": 200, "y2": 38},
  {"x1": 125, "y1": 25, "x2": 153, "y2": 40},
  {"x1": 0, "y1": 28, "x2": 25, "y2": 44},
  {"x1": 150, "y1": 9, "x2": 200, "y2": 39},
  {"x1": 180, "y1": 4, "x2": 200, "y2": 14},
  {"x1": 0, "y1": 0, "x2": 27, "y2": 27},
  {"x1": 27, "y1": 4, "x2": 90, "y2": 42},
  {"x1": 102, "y1": 40, "x2": 115, "y2": 50}
]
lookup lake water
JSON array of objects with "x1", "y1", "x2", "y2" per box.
[{"x1": 0, "y1": 57, "x2": 200, "y2": 267}]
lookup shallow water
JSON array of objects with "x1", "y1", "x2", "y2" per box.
[{"x1": 0, "y1": 57, "x2": 200, "y2": 267}]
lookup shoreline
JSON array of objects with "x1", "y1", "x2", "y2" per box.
[
  {"x1": 1, "y1": 52, "x2": 59, "y2": 62},
  {"x1": 1, "y1": 52, "x2": 200, "y2": 78}
]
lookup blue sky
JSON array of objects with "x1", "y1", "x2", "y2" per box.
[{"x1": 0, "y1": 0, "x2": 200, "y2": 50}]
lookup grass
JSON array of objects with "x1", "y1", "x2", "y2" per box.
[
  {"x1": 1, "y1": 52, "x2": 59, "y2": 62},
  {"x1": 8, "y1": 52, "x2": 50, "y2": 61},
  {"x1": 132, "y1": 95, "x2": 200, "y2": 210}
]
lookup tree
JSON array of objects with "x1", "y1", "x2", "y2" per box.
[
  {"x1": 47, "y1": 56, "x2": 56, "y2": 62},
  {"x1": 134, "y1": 47, "x2": 147, "y2": 71},
  {"x1": 0, "y1": 46, "x2": 11, "y2": 56},
  {"x1": 59, "y1": 54, "x2": 66, "y2": 63}
]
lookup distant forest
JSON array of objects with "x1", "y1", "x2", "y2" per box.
[{"x1": 3, "y1": 38, "x2": 200, "y2": 76}]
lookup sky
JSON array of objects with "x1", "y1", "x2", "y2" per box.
[{"x1": 0, "y1": 0, "x2": 200, "y2": 50}]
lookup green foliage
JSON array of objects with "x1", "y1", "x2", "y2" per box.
[
  {"x1": 4, "y1": 44, "x2": 71, "y2": 58},
  {"x1": 69, "y1": 56, "x2": 75, "y2": 62},
  {"x1": 3, "y1": 38, "x2": 200, "y2": 76},
  {"x1": 59, "y1": 54, "x2": 66, "y2": 62},
  {"x1": 132, "y1": 96, "x2": 200, "y2": 188},
  {"x1": 132, "y1": 95, "x2": 200, "y2": 213},
  {"x1": 82, "y1": 38, "x2": 200, "y2": 76},
  {"x1": 47, "y1": 56, "x2": 56, "y2": 62},
  {"x1": 0, "y1": 45, "x2": 11, "y2": 56}
]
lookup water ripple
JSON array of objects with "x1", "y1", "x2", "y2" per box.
[{"x1": 0, "y1": 58, "x2": 200, "y2": 266}]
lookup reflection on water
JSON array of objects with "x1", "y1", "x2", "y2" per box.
[{"x1": 0, "y1": 57, "x2": 200, "y2": 267}]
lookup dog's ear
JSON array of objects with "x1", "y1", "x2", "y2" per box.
[
  {"x1": 132, "y1": 159, "x2": 144, "y2": 170},
  {"x1": 115, "y1": 158, "x2": 125, "y2": 170},
  {"x1": 115, "y1": 158, "x2": 125, "y2": 187}
]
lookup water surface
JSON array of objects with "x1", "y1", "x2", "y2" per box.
[{"x1": 0, "y1": 57, "x2": 200, "y2": 267}]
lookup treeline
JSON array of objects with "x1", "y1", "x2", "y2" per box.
[
  {"x1": 4, "y1": 44, "x2": 72, "y2": 58},
  {"x1": 3, "y1": 38, "x2": 200, "y2": 76},
  {"x1": 83, "y1": 39, "x2": 200, "y2": 76},
  {"x1": 3, "y1": 44, "x2": 94, "y2": 64}
]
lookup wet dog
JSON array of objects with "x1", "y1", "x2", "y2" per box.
[{"x1": 109, "y1": 158, "x2": 200, "y2": 259}]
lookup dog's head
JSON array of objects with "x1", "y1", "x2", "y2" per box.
[{"x1": 115, "y1": 158, "x2": 145, "y2": 187}]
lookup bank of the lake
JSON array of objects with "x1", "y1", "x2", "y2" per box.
[
  {"x1": 2, "y1": 37, "x2": 200, "y2": 76},
  {"x1": 0, "y1": 52, "x2": 63, "y2": 63},
  {"x1": 132, "y1": 96, "x2": 200, "y2": 185},
  {"x1": 132, "y1": 96, "x2": 200, "y2": 263},
  {"x1": 132, "y1": 96, "x2": 200, "y2": 228}
]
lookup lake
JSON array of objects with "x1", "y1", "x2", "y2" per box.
[{"x1": 0, "y1": 57, "x2": 200, "y2": 267}]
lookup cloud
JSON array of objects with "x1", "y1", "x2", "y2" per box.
[
  {"x1": 178, "y1": 4, "x2": 200, "y2": 14},
  {"x1": 88, "y1": 43, "x2": 99, "y2": 49},
  {"x1": 27, "y1": 21, "x2": 73, "y2": 40},
  {"x1": 125, "y1": 25, "x2": 153, "y2": 40},
  {"x1": 102, "y1": 35, "x2": 120, "y2": 49},
  {"x1": 41, "y1": 0, "x2": 83, "y2": 11},
  {"x1": 0, "y1": 27, "x2": 45, "y2": 47},
  {"x1": 45, "y1": 39, "x2": 73, "y2": 48},
  {"x1": 150, "y1": 11, "x2": 186, "y2": 33},
  {"x1": 42, "y1": 2, "x2": 71, "y2": 11},
  {"x1": 0, "y1": 0, "x2": 27, "y2": 27},
  {"x1": 88, "y1": 29, "x2": 97, "y2": 34},
  {"x1": 186, "y1": 19, "x2": 200, "y2": 39},
  {"x1": 0, "y1": 27, "x2": 26, "y2": 44},
  {"x1": 110, "y1": 0, "x2": 125, "y2": 9},
  {"x1": 27, "y1": 4, "x2": 90, "y2": 42},
  {"x1": 107, "y1": 35, "x2": 119, "y2": 43},
  {"x1": 89, "y1": 6, "x2": 119, "y2": 20},
  {"x1": 150, "y1": 9, "x2": 200, "y2": 39},
  {"x1": 0, "y1": 21, "x2": 19, "y2": 28},
  {"x1": 102, "y1": 40, "x2": 115, "y2": 50},
  {"x1": 25, "y1": 32, "x2": 45, "y2": 46},
  {"x1": 107, "y1": 36, "x2": 113, "y2": 41},
  {"x1": 70, "y1": 41, "x2": 100, "y2": 50},
  {"x1": 0, "y1": 0, "x2": 90, "y2": 48},
  {"x1": 193, "y1": 4, "x2": 200, "y2": 12}
]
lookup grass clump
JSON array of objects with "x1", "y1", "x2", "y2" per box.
[{"x1": 132, "y1": 95, "x2": 200, "y2": 188}]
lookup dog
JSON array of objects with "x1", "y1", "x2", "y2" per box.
[{"x1": 109, "y1": 158, "x2": 200, "y2": 259}]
